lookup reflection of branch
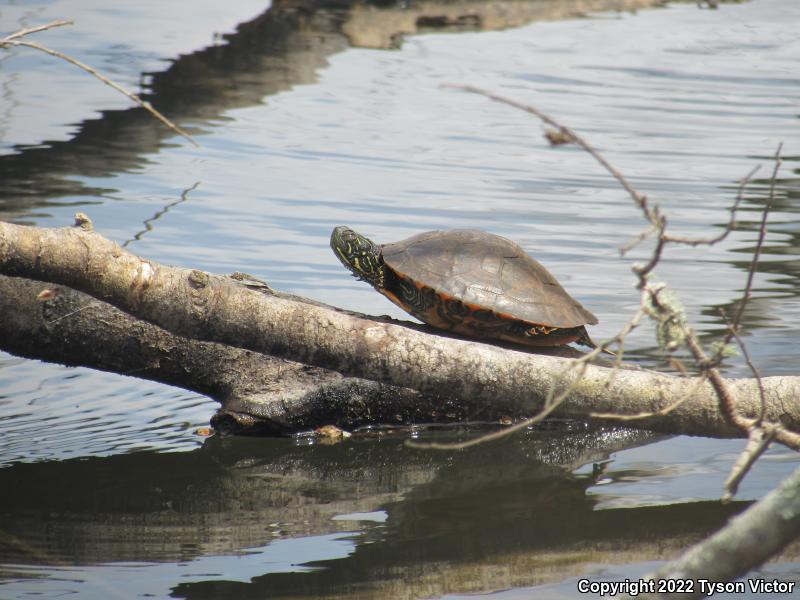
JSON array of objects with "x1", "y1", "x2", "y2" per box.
[
  {"x1": 60, "y1": 181, "x2": 198, "y2": 334},
  {"x1": 0, "y1": 20, "x2": 198, "y2": 147},
  {"x1": 123, "y1": 182, "x2": 200, "y2": 248}
]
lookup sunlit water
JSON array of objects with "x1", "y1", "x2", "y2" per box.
[{"x1": 1, "y1": 0, "x2": 799, "y2": 598}]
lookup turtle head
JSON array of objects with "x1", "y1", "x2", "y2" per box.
[{"x1": 330, "y1": 226, "x2": 385, "y2": 289}]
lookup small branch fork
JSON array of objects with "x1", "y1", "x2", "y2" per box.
[
  {"x1": 0, "y1": 20, "x2": 198, "y2": 147},
  {"x1": 416, "y1": 84, "x2": 796, "y2": 497}
]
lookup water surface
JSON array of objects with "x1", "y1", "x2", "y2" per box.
[{"x1": 1, "y1": 0, "x2": 799, "y2": 597}]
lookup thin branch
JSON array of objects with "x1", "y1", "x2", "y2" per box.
[
  {"x1": 685, "y1": 333, "x2": 748, "y2": 430},
  {"x1": 662, "y1": 165, "x2": 759, "y2": 246},
  {"x1": 632, "y1": 233, "x2": 667, "y2": 285},
  {"x1": 729, "y1": 144, "x2": 783, "y2": 340},
  {"x1": 431, "y1": 89, "x2": 798, "y2": 469},
  {"x1": 449, "y1": 85, "x2": 646, "y2": 210},
  {"x1": 684, "y1": 331, "x2": 800, "y2": 450},
  {"x1": 723, "y1": 311, "x2": 767, "y2": 424},
  {"x1": 722, "y1": 427, "x2": 774, "y2": 503},
  {"x1": 1, "y1": 23, "x2": 198, "y2": 147},
  {"x1": 589, "y1": 375, "x2": 706, "y2": 422},
  {"x1": 710, "y1": 148, "x2": 784, "y2": 500},
  {"x1": 620, "y1": 223, "x2": 658, "y2": 256},
  {"x1": 0, "y1": 19, "x2": 73, "y2": 43},
  {"x1": 639, "y1": 463, "x2": 800, "y2": 600},
  {"x1": 407, "y1": 405, "x2": 556, "y2": 451}
]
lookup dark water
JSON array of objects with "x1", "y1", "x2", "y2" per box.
[{"x1": 1, "y1": 0, "x2": 800, "y2": 597}]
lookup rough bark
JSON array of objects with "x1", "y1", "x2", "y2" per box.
[
  {"x1": 2, "y1": 220, "x2": 799, "y2": 437},
  {"x1": 0, "y1": 274, "x2": 465, "y2": 434}
]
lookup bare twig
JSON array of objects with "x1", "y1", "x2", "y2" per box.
[
  {"x1": 0, "y1": 19, "x2": 73, "y2": 43},
  {"x1": 407, "y1": 404, "x2": 557, "y2": 450},
  {"x1": 620, "y1": 223, "x2": 658, "y2": 256},
  {"x1": 633, "y1": 234, "x2": 667, "y2": 284},
  {"x1": 429, "y1": 87, "x2": 798, "y2": 468},
  {"x1": 589, "y1": 375, "x2": 706, "y2": 422},
  {"x1": 685, "y1": 334, "x2": 748, "y2": 429},
  {"x1": 729, "y1": 144, "x2": 783, "y2": 340},
  {"x1": 662, "y1": 165, "x2": 759, "y2": 246},
  {"x1": 1, "y1": 21, "x2": 198, "y2": 147},
  {"x1": 723, "y1": 311, "x2": 767, "y2": 423},
  {"x1": 449, "y1": 85, "x2": 646, "y2": 210},
  {"x1": 684, "y1": 332, "x2": 800, "y2": 450},
  {"x1": 722, "y1": 427, "x2": 774, "y2": 503},
  {"x1": 710, "y1": 147, "x2": 784, "y2": 499}
]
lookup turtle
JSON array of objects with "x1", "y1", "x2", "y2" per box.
[{"x1": 330, "y1": 226, "x2": 600, "y2": 350}]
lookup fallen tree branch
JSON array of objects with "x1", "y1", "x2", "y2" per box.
[
  {"x1": 0, "y1": 273, "x2": 453, "y2": 434},
  {"x1": 1, "y1": 218, "x2": 799, "y2": 438}
]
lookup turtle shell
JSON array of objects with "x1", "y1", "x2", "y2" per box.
[{"x1": 380, "y1": 229, "x2": 598, "y2": 331}]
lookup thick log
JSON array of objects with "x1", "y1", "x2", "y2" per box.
[
  {"x1": 0, "y1": 274, "x2": 465, "y2": 434},
  {"x1": 2, "y1": 220, "x2": 799, "y2": 438}
]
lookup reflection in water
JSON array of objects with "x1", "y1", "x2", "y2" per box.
[
  {"x1": 0, "y1": 0, "x2": 658, "y2": 217},
  {"x1": 0, "y1": 0, "x2": 347, "y2": 213},
  {"x1": 122, "y1": 181, "x2": 199, "y2": 247},
  {"x1": 0, "y1": 427, "x2": 762, "y2": 599}
]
